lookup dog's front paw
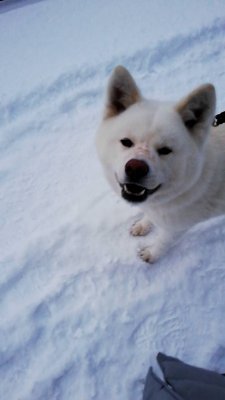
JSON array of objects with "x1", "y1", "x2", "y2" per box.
[
  {"x1": 138, "y1": 246, "x2": 156, "y2": 263},
  {"x1": 130, "y1": 219, "x2": 152, "y2": 237},
  {"x1": 138, "y1": 233, "x2": 174, "y2": 264}
]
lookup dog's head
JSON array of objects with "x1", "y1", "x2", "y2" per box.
[{"x1": 96, "y1": 66, "x2": 216, "y2": 205}]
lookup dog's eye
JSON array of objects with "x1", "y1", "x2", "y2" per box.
[
  {"x1": 120, "y1": 138, "x2": 134, "y2": 148},
  {"x1": 157, "y1": 147, "x2": 173, "y2": 156}
]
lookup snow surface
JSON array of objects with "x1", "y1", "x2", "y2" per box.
[{"x1": 1, "y1": 1, "x2": 225, "y2": 399}]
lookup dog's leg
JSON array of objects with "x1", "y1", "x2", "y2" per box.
[
  {"x1": 138, "y1": 230, "x2": 176, "y2": 263},
  {"x1": 130, "y1": 215, "x2": 153, "y2": 237}
]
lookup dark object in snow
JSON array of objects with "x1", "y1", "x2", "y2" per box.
[
  {"x1": 143, "y1": 353, "x2": 225, "y2": 400},
  {"x1": 213, "y1": 111, "x2": 225, "y2": 127}
]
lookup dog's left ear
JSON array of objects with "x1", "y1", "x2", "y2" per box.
[
  {"x1": 104, "y1": 66, "x2": 141, "y2": 119},
  {"x1": 176, "y1": 84, "x2": 216, "y2": 140}
]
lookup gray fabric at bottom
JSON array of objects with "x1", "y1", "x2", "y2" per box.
[
  {"x1": 143, "y1": 368, "x2": 183, "y2": 400},
  {"x1": 143, "y1": 353, "x2": 225, "y2": 400}
]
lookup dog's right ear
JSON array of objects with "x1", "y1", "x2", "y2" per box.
[{"x1": 104, "y1": 66, "x2": 141, "y2": 119}]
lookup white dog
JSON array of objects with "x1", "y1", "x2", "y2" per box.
[{"x1": 96, "y1": 66, "x2": 225, "y2": 263}]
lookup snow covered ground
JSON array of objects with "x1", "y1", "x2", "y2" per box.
[{"x1": 1, "y1": 1, "x2": 225, "y2": 399}]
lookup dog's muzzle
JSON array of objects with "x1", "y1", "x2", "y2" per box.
[{"x1": 119, "y1": 158, "x2": 161, "y2": 202}]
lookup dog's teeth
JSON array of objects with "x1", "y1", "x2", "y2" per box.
[
  {"x1": 124, "y1": 185, "x2": 131, "y2": 194},
  {"x1": 124, "y1": 185, "x2": 146, "y2": 196}
]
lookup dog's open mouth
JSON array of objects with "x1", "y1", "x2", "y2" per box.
[{"x1": 120, "y1": 183, "x2": 161, "y2": 203}]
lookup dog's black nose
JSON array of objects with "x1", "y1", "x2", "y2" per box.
[{"x1": 125, "y1": 159, "x2": 149, "y2": 180}]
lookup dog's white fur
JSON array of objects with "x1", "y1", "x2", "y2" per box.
[{"x1": 96, "y1": 66, "x2": 225, "y2": 263}]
